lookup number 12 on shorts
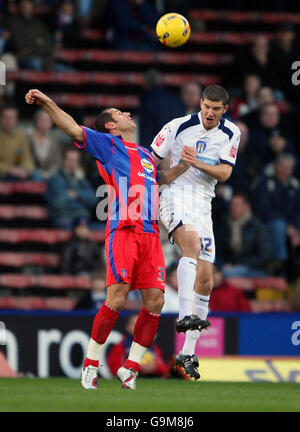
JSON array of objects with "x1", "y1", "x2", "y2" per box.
[{"x1": 200, "y1": 237, "x2": 212, "y2": 254}]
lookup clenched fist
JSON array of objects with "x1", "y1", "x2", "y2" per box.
[{"x1": 25, "y1": 89, "x2": 51, "y2": 106}]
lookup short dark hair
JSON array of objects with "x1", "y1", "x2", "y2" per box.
[
  {"x1": 63, "y1": 145, "x2": 79, "y2": 159},
  {"x1": 0, "y1": 104, "x2": 18, "y2": 117},
  {"x1": 232, "y1": 191, "x2": 250, "y2": 205},
  {"x1": 201, "y1": 85, "x2": 229, "y2": 106},
  {"x1": 94, "y1": 108, "x2": 115, "y2": 133}
]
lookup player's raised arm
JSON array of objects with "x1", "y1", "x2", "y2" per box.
[
  {"x1": 25, "y1": 89, "x2": 84, "y2": 143},
  {"x1": 181, "y1": 145, "x2": 233, "y2": 182}
]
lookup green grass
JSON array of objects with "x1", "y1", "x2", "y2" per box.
[{"x1": 0, "y1": 378, "x2": 300, "y2": 412}]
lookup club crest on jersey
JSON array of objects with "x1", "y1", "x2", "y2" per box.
[
  {"x1": 196, "y1": 140, "x2": 206, "y2": 153},
  {"x1": 121, "y1": 268, "x2": 128, "y2": 278},
  {"x1": 141, "y1": 158, "x2": 154, "y2": 173}
]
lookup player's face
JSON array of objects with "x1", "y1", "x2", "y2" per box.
[
  {"x1": 109, "y1": 109, "x2": 137, "y2": 132},
  {"x1": 200, "y1": 98, "x2": 228, "y2": 130}
]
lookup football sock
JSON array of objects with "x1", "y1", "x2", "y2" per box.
[
  {"x1": 84, "y1": 302, "x2": 119, "y2": 368},
  {"x1": 84, "y1": 339, "x2": 104, "y2": 368},
  {"x1": 125, "y1": 307, "x2": 160, "y2": 372},
  {"x1": 181, "y1": 292, "x2": 210, "y2": 356},
  {"x1": 177, "y1": 257, "x2": 197, "y2": 320}
]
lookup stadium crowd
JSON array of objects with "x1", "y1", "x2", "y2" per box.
[{"x1": 0, "y1": 0, "x2": 299, "y2": 314}]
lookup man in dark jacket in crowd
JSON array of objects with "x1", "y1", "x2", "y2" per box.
[
  {"x1": 5, "y1": 0, "x2": 54, "y2": 70},
  {"x1": 215, "y1": 192, "x2": 271, "y2": 277},
  {"x1": 46, "y1": 147, "x2": 97, "y2": 229},
  {"x1": 61, "y1": 216, "x2": 103, "y2": 275},
  {"x1": 251, "y1": 153, "x2": 300, "y2": 266}
]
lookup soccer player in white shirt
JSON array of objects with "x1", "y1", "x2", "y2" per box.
[{"x1": 150, "y1": 85, "x2": 241, "y2": 379}]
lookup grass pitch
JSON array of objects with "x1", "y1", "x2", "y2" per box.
[{"x1": 0, "y1": 378, "x2": 300, "y2": 412}]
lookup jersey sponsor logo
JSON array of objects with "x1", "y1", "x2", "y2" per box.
[
  {"x1": 154, "y1": 134, "x2": 165, "y2": 147},
  {"x1": 125, "y1": 146, "x2": 138, "y2": 151},
  {"x1": 138, "y1": 172, "x2": 156, "y2": 183},
  {"x1": 196, "y1": 140, "x2": 206, "y2": 153},
  {"x1": 229, "y1": 144, "x2": 238, "y2": 158},
  {"x1": 141, "y1": 158, "x2": 154, "y2": 173}
]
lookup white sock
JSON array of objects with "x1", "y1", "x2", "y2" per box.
[
  {"x1": 191, "y1": 291, "x2": 210, "y2": 320},
  {"x1": 128, "y1": 341, "x2": 147, "y2": 364},
  {"x1": 177, "y1": 257, "x2": 197, "y2": 320},
  {"x1": 86, "y1": 338, "x2": 104, "y2": 361},
  {"x1": 181, "y1": 292, "x2": 210, "y2": 356}
]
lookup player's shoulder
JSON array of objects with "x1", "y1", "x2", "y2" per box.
[
  {"x1": 82, "y1": 126, "x2": 114, "y2": 141},
  {"x1": 161, "y1": 114, "x2": 191, "y2": 132},
  {"x1": 172, "y1": 112, "x2": 201, "y2": 137},
  {"x1": 218, "y1": 117, "x2": 241, "y2": 140}
]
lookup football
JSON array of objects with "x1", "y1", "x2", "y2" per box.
[{"x1": 156, "y1": 13, "x2": 191, "y2": 48}]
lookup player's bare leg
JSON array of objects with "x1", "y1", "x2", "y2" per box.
[
  {"x1": 116, "y1": 288, "x2": 164, "y2": 389},
  {"x1": 81, "y1": 282, "x2": 130, "y2": 390},
  {"x1": 172, "y1": 225, "x2": 210, "y2": 332},
  {"x1": 177, "y1": 260, "x2": 213, "y2": 379}
]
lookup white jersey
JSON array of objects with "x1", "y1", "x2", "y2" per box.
[{"x1": 150, "y1": 112, "x2": 241, "y2": 201}]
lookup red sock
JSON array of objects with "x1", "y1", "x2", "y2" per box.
[
  {"x1": 124, "y1": 359, "x2": 140, "y2": 372},
  {"x1": 91, "y1": 302, "x2": 119, "y2": 345},
  {"x1": 133, "y1": 307, "x2": 160, "y2": 348},
  {"x1": 84, "y1": 358, "x2": 99, "y2": 368}
]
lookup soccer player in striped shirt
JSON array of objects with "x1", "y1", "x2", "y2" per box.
[{"x1": 25, "y1": 89, "x2": 187, "y2": 390}]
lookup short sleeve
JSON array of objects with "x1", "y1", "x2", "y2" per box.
[
  {"x1": 150, "y1": 121, "x2": 176, "y2": 160},
  {"x1": 74, "y1": 126, "x2": 114, "y2": 165},
  {"x1": 219, "y1": 130, "x2": 241, "y2": 167}
]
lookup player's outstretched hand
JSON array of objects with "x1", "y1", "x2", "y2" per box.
[
  {"x1": 25, "y1": 89, "x2": 51, "y2": 106},
  {"x1": 181, "y1": 145, "x2": 198, "y2": 166}
]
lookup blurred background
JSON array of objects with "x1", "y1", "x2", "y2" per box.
[{"x1": 0, "y1": 0, "x2": 300, "y2": 381}]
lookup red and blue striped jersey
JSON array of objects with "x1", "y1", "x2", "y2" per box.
[{"x1": 74, "y1": 126, "x2": 159, "y2": 237}]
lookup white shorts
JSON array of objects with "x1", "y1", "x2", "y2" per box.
[{"x1": 159, "y1": 186, "x2": 215, "y2": 263}]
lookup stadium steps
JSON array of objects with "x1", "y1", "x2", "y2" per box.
[
  {"x1": 0, "y1": 296, "x2": 77, "y2": 310},
  {"x1": 0, "y1": 228, "x2": 105, "y2": 253},
  {"x1": 0, "y1": 274, "x2": 90, "y2": 290}
]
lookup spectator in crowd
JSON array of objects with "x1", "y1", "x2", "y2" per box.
[
  {"x1": 138, "y1": 69, "x2": 185, "y2": 148},
  {"x1": 231, "y1": 74, "x2": 261, "y2": 119},
  {"x1": 240, "y1": 86, "x2": 276, "y2": 128},
  {"x1": 270, "y1": 21, "x2": 300, "y2": 102},
  {"x1": 5, "y1": 0, "x2": 54, "y2": 70},
  {"x1": 75, "y1": 267, "x2": 107, "y2": 310},
  {"x1": 107, "y1": 313, "x2": 168, "y2": 378},
  {"x1": 107, "y1": 0, "x2": 159, "y2": 51},
  {"x1": 46, "y1": 147, "x2": 97, "y2": 229},
  {"x1": 0, "y1": 105, "x2": 35, "y2": 179},
  {"x1": 247, "y1": 102, "x2": 295, "y2": 166},
  {"x1": 53, "y1": 0, "x2": 79, "y2": 49},
  {"x1": 241, "y1": 86, "x2": 289, "y2": 129},
  {"x1": 215, "y1": 192, "x2": 271, "y2": 277},
  {"x1": 61, "y1": 216, "x2": 103, "y2": 275},
  {"x1": 251, "y1": 154, "x2": 300, "y2": 271},
  {"x1": 27, "y1": 108, "x2": 62, "y2": 180},
  {"x1": 179, "y1": 82, "x2": 202, "y2": 116},
  {"x1": 226, "y1": 121, "x2": 261, "y2": 193},
  {"x1": 162, "y1": 261, "x2": 179, "y2": 313},
  {"x1": 230, "y1": 35, "x2": 276, "y2": 88},
  {"x1": 209, "y1": 265, "x2": 251, "y2": 312}
]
